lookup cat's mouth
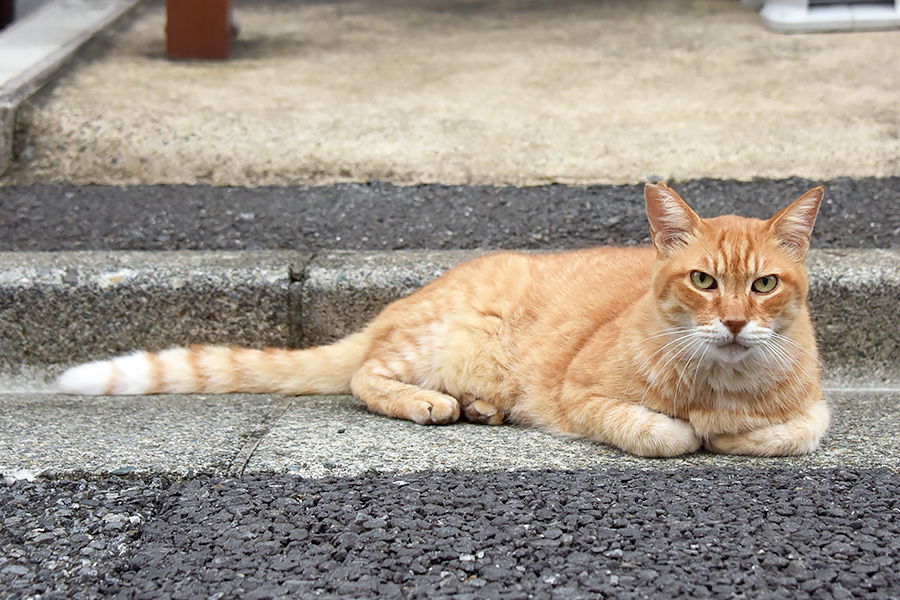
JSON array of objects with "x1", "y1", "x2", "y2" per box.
[
  {"x1": 716, "y1": 340, "x2": 751, "y2": 361},
  {"x1": 720, "y1": 341, "x2": 747, "y2": 350}
]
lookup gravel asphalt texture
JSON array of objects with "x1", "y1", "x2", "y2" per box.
[
  {"x1": 1, "y1": 178, "x2": 899, "y2": 252},
  {"x1": 3, "y1": 468, "x2": 900, "y2": 600}
]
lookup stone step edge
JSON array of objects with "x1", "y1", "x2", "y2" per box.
[{"x1": 0, "y1": 249, "x2": 897, "y2": 386}]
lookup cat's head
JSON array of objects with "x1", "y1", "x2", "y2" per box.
[{"x1": 643, "y1": 183, "x2": 823, "y2": 365}]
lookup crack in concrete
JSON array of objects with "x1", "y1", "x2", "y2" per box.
[{"x1": 227, "y1": 396, "x2": 295, "y2": 478}]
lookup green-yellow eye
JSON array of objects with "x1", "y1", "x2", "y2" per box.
[
  {"x1": 752, "y1": 275, "x2": 778, "y2": 293},
  {"x1": 690, "y1": 271, "x2": 717, "y2": 290}
]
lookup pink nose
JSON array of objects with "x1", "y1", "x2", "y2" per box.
[{"x1": 722, "y1": 320, "x2": 747, "y2": 335}]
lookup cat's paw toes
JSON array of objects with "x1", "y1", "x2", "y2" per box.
[
  {"x1": 409, "y1": 394, "x2": 460, "y2": 425},
  {"x1": 464, "y1": 400, "x2": 505, "y2": 425},
  {"x1": 630, "y1": 414, "x2": 702, "y2": 458}
]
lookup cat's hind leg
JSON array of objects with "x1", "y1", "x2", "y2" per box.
[
  {"x1": 705, "y1": 398, "x2": 830, "y2": 456},
  {"x1": 459, "y1": 393, "x2": 505, "y2": 425},
  {"x1": 351, "y1": 361, "x2": 460, "y2": 425}
]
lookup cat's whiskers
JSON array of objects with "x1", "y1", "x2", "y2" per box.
[
  {"x1": 762, "y1": 343, "x2": 799, "y2": 396},
  {"x1": 763, "y1": 339, "x2": 816, "y2": 402},
  {"x1": 771, "y1": 330, "x2": 829, "y2": 379},
  {"x1": 619, "y1": 326, "x2": 685, "y2": 395},
  {"x1": 641, "y1": 332, "x2": 705, "y2": 413},
  {"x1": 631, "y1": 330, "x2": 699, "y2": 393},
  {"x1": 771, "y1": 337, "x2": 821, "y2": 393},
  {"x1": 672, "y1": 335, "x2": 709, "y2": 416},
  {"x1": 623, "y1": 326, "x2": 691, "y2": 355},
  {"x1": 631, "y1": 333, "x2": 697, "y2": 409}
]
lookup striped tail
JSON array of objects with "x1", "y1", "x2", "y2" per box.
[{"x1": 55, "y1": 330, "x2": 372, "y2": 396}]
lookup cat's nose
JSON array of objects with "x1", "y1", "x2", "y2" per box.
[{"x1": 722, "y1": 319, "x2": 748, "y2": 335}]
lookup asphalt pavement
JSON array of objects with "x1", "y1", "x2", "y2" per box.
[
  {"x1": 3, "y1": 469, "x2": 900, "y2": 600},
  {"x1": 1, "y1": 178, "x2": 899, "y2": 252}
]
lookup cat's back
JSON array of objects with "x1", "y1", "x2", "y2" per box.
[
  {"x1": 382, "y1": 245, "x2": 657, "y2": 327},
  {"x1": 498, "y1": 246, "x2": 657, "y2": 312}
]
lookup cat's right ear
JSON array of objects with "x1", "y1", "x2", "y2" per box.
[{"x1": 644, "y1": 182, "x2": 702, "y2": 256}]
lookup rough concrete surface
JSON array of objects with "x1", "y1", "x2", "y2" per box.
[
  {"x1": 805, "y1": 249, "x2": 900, "y2": 385},
  {"x1": 1, "y1": 249, "x2": 898, "y2": 384},
  {"x1": 0, "y1": 390, "x2": 896, "y2": 479},
  {"x1": 0, "y1": 393, "x2": 282, "y2": 478},
  {"x1": 0, "y1": 250, "x2": 303, "y2": 373},
  {"x1": 296, "y1": 249, "x2": 482, "y2": 345},
  {"x1": 2, "y1": 0, "x2": 899, "y2": 186}
]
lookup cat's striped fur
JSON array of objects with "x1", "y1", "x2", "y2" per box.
[{"x1": 57, "y1": 183, "x2": 830, "y2": 457}]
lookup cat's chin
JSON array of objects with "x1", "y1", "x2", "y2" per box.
[{"x1": 712, "y1": 342, "x2": 752, "y2": 364}]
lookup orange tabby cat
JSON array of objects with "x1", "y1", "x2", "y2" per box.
[{"x1": 57, "y1": 183, "x2": 829, "y2": 457}]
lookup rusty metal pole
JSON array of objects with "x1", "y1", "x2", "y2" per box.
[{"x1": 165, "y1": 0, "x2": 232, "y2": 60}]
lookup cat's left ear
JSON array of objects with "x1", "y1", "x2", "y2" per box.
[
  {"x1": 768, "y1": 186, "x2": 824, "y2": 261},
  {"x1": 644, "y1": 182, "x2": 702, "y2": 256}
]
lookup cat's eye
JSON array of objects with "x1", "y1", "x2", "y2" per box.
[
  {"x1": 690, "y1": 271, "x2": 717, "y2": 290},
  {"x1": 752, "y1": 275, "x2": 778, "y2": 294}
]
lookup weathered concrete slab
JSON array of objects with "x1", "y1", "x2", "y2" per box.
[
  {"x1": 3, "y1": 0, "x2": 899, "y2": 186},
  {"x1": 0, "y1": 390, "x2": 894, "y2": 479},
  {"x1": 0, "y1": 251, "x2": 307, "y2": 373},
  {"x1": 807, "y1": 249, "x2": 900, "y2": 385},
  {"x1": 0, "y1": 393, "x2": 284, "y2": 478},
  {"x1": 246, "y1": 390, "x2": 900, "y2": 477}
]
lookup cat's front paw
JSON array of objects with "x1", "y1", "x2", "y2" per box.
[
  {"x1": 409, "y1": 392, "x2": 461, "y2": 425},
  {"x1": 706, "y1": 427, "x2": 820, "y2": 457},
  {"x1": 705, "y1": 400, "x2": 830, "y2": 457},
  {"x1": 628, "y1": 413, "x2": 702, "y2": 458}
]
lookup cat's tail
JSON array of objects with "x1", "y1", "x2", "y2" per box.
[{"x1": 54, "y1": 330, "x2": 372, "y2": 396}]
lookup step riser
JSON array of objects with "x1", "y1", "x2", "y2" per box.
[{"x1": 1, "y1": 250, "x2": 897, "y2": 384}]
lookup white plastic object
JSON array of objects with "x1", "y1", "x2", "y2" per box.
[{"x1": 752, "y1": 0, "x2": 900, "y2": 33}]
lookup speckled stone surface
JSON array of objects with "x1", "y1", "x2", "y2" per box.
[
  {"x1": 0, "y1": 103, "x2": 13, "y2": 177},
  {"x1": 0, "y1": 251, "x2": 306, "y2": 371},
  {"x1": 806, "y1": 249, "x2": 900, "y2": 385}
]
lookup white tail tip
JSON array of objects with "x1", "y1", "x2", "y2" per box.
[{"x1": 56, "y1": 352, "x2": 153, "y2": 395}]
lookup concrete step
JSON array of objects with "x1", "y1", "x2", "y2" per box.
[
  {"x1": 1, "y1": 389, "x2": 898, "y2": 479},
  {"x1": 1, "y1": 249, "x2": 898, "y2": 388}
]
